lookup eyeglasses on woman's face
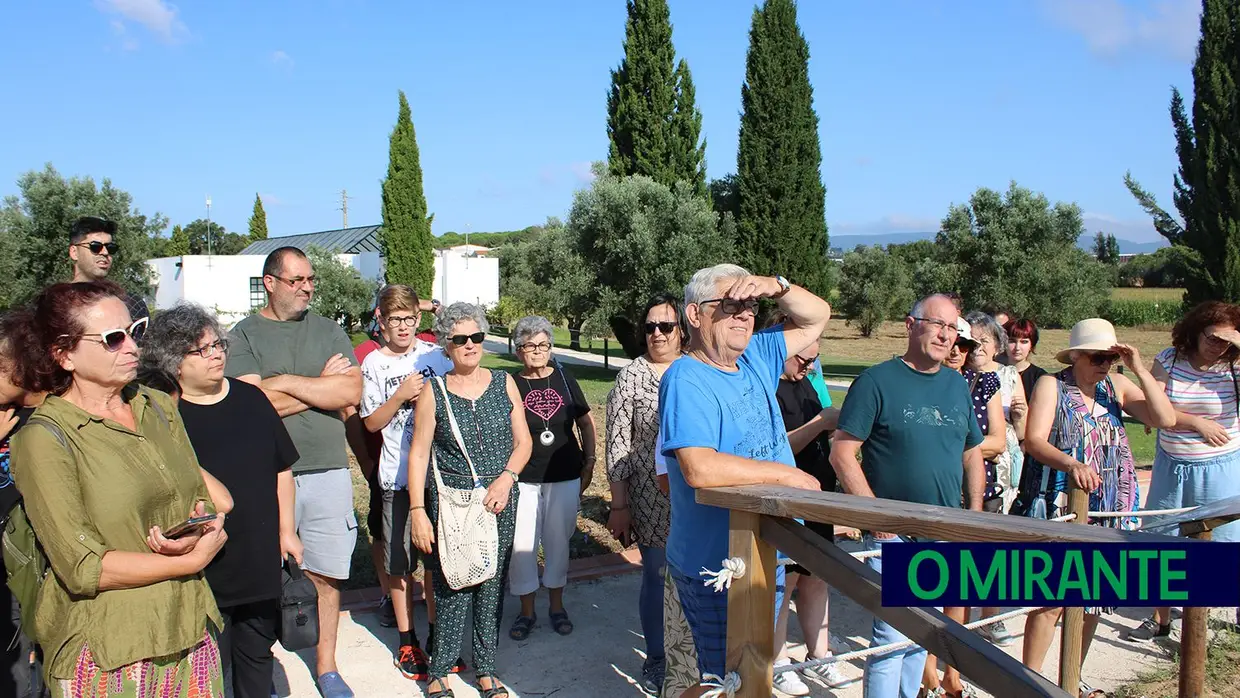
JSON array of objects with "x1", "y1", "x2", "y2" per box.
[
  {"x1": 186, "y1": 338, "x2": 229, "y2": 359},
  {"x1": 644, "y1": 321, "x2": 678, "y2": 335},
  {"x1": 518, "y1": 341, "x2": 552, "y2": 354},
  {"x1": 64, "y1": 316, "x2": 148, "y2": 352},
  {"x1": 448, "y1": 332, "x2": 486, "y2": 346},
  {"x1": 1085, "y1": 352, "x2": 1120, "y2": 367}
]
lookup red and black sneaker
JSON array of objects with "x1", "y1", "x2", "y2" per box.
[
  {"x1": 395, "y1": 644, "x2": 429, "y2": 681},
  {"x1": 449, "y1": 656, "x2": 468, "y2": 674}
]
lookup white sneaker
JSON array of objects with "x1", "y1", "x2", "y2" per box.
[
  {"x1": 772, "y1": 659, "x2": 811, "y2": 696},
  {"x1": 828, "y1": 632, "x2": 850, "y2": 654},
  {"x1": 802, "y1": 657, "x2": 849, "y2": 687}
]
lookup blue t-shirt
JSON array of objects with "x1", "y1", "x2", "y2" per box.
[
  {"x1": 659, "y1": 329, "x2": 796, "y2": 575},
  {"x1": 836, "y1": 358, "x2": 983, "y2": 509}
]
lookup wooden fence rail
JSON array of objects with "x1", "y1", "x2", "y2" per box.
[{"x1": 698, "y1": 486, "x2": 1240, "y2": 698}]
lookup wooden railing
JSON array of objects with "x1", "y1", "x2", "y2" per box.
[{"x1": 697, "y1": 486, "x2": 1240, "y2": 698}]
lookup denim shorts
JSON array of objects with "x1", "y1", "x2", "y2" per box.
[{"x1": 1145, "y1": 444, "x2": 1240, "y2": 542}]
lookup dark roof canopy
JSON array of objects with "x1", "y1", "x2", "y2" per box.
[{"x1": 240, "y1": 225, "x2": 382, "y2": 256}]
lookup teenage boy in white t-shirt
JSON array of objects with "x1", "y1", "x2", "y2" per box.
[{"x1": 360, "y1": 285, "x2": 453, "y2": 681}]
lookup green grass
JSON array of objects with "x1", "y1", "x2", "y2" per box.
[
  {"x1": 1116, "y1": 621, "x2": 1240, "y2": 698},
  {"x1": 1111, "y1": 287, "x2": 1186, "y2": 302},
  {"x1": 490, "y1": 325, "x2": 626, "y2": 360}
]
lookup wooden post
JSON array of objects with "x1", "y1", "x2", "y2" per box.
[
  {"x1": 1178, "y1": 527, "x2": 1211, "y2": 698},
  {"x1": 1058, "y1": 487, "x2": 1090, "y2": 692},
  {"x1": 727, "y1": 510, "x2": 776, "y2": 698},
  {"x1": 604, "y1": 338, "x2": 610, "y2": 370}
]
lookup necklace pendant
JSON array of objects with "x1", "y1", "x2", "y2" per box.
[{"x1": 540, "y1": 429, "x2": 556, "y2": 447}]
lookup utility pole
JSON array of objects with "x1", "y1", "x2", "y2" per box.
[
  {"x1": 205, "y1": 195, "x2": 212, "y2": 256},
  {"x1": 339, "y1": 189, "x2": 353, "y2": 229}
]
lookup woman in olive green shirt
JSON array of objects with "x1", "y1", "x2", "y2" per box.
[{"x1": 8, "y1": 281, "x2": 232, "y2": 698}]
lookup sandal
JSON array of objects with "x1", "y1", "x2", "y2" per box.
[
  {"x1": 509, "y1": 614, "x2": 535, "y2": 641},
  {"x1": 1079, "y1": 680, "x2": 1107, "y2": 698},
  {"x1": 549, "y1": 609, "x2": 574, "y2": 636},
  {"x1": 476, "y1": 674, "x2": 510, "y2": 698},
  {"x1": 426, "y1": 679, "x2": 454, "y2": 698}
]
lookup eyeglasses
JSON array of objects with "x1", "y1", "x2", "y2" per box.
[
  {"x1": 62, "y1": 317, "x2": 148, "y2": 352},
  {"x1": 699, "y1": 298, "x2": 759, "y2": 316},
  {"x1": 792, "y1": 355, "x2": 816, "y2": 369},
  {"x1": 953, "y1": 340, "x2": 976, "y2": 351},
  {"x1": 518, "y1": 341, "x2": 552, "y2": 353},
  {"x1": 448, "y1": 332, "x2": 486, "y2": 346},
  {"x1": 1086, "y1": 352, "x2": 1120, "y2": 367},
  {"x1": 269, "y1": 275, "x2": 317, "y2": 288},
  {"x1": 913, "y1": 317, "x2": 960, "y2": 336},
  {"x1": 186, "y1": 338, "x2": 229, "y2": 359},
  {"x1": 74, "y1": 241, "x2": 119, "y2": 256},
  {"x1": 644, "y1": 321, "x2": 678, "y2": 335},
  {"x1": 384, "y1": 315, "x2": 419, "y2": 328}
]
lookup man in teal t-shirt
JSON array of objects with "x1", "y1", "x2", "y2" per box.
[{"x1": 830, "y1": 294, "x2": 985, "y2": 698}]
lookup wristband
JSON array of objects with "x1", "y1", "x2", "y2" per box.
[{"x1": 410, "y1": 505, "x2": 425, "y2": 511}]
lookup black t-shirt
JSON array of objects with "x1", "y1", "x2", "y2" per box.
[
  {"x1": 1019, "y1": 363, "x2": 1048, "y2": 405},
  {"x1": 178, "y1": 379, "x2": 298, "y2": 607},
  {"x1": 0, "y1": 407, "x2": 35, "y2": 520},
  {"x1": 514, "y1": 365, "x2": 590, "y2": 484},
  {"x1": 775, "y1": 378, "x2": 837, "y2": 491}
]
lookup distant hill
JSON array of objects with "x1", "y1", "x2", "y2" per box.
[
  {"x1": 433, "y1": 226, "x2": 544, "y2": 249},
  {"x1": 829, "y1": 232, "x2": 1167, "y2": 256}
]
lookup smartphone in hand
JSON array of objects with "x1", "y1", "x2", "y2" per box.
[{"x1": 164, "y1": 514, "x2": 217, "y2": 539}]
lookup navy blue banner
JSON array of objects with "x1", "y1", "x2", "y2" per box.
[{"x1": 881, "y1": 542, "x2": 1240, "y2": 607}]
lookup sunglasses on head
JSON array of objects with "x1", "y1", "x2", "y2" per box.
[
  {"x1": 75, "y1": 241, "x2": 119, "y2": 255},
  {"x1": 1087, "y1": 352, "x2": 1120, "y2": 366},
  {"x1": 63, "y1": 316, "x2": 148, "y2": 352},
  {"x1": 644, "y1": 321, "x2": 678, "y2": 335},
  {"x1": 448, "y1": 332, "x2": 486, "y2": 346}
]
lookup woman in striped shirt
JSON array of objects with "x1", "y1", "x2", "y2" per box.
[{"x1": 1127, "y1": 300, "x2": 1240, "y2": 643}]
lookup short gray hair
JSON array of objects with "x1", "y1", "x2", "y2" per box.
[
  {"x1": 512, "y1": 315, "x2": 554, "y2": 348},
  {"x1": 964, "y1": 310, "x2": 1009, "y2": 355},
  {"x1": 140, "y1": 302, "x2": 226, "y2": 378},
  {"x1": 685, "y1": 263, "x2": 751, "y2": 305},
  {"x1": 910, "y1": 293, "x2": 958, "y2": 319},
  {"x1": 434, "y1": 302, "x2": 490, "y2": 346}
]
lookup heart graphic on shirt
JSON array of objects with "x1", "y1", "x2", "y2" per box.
[{"x1": 524, "y1": 388, "x2": 563, "y2": 421}]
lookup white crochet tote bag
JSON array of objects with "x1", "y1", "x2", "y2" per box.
[{"x1": 430, "y1": 376, "x2": 500, "y2": 590}]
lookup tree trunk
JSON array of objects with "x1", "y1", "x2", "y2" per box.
[
  {"x1": 568, "y1": 318, "x2": 584, "y2": 351},
  {"x1": 609, "y1": 315, "x2": 642, "y2": 359}
]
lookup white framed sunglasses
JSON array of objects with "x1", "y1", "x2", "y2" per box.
[{"x1": 62, "y1": 316, "x2": 148, "y2": 352}]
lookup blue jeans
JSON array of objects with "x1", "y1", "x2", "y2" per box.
[
  {"x1": 863, "y1": 535, "x2": 930, "y2": 698},
  {"x1": 1146, "y1": 444, "x2": 1240, "y2": 541},
  {"x1": 639, "y1": 545, "x2": 666, "y2": 663}
]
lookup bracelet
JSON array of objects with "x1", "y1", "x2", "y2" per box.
[
  {"x1": 503, "y1": 468, "x2": 519, "y2": 483},
  {"x1": 410, "y1": 505, "x2": 425, "y2": 511}
]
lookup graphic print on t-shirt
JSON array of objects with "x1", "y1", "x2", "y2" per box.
[
  {"x1": 361, "y1": 339, "x2": 455, "y2": 489},
  {"x1": 901, "y1": 403, "x2": 969, "y2": 428},
  {"x1": 724, "y1": 385, "x2": 784, "y2": 463},
  {"x1": 523, "y1": 386, "x2": 564, "y2": 421}
]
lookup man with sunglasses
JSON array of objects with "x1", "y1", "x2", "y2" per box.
[
  {"x1": 226, "y1": 247, "x2": 363, "y2": 698},
  {"x1": 658, "y1": 264, "x2": 831, "y2": 698},
  {"x1": 69, "y1": 216, "x2": 149, "y2": 324},
  {"x1": 829, "y1": 294, "x2": 986, "y2": 698}
]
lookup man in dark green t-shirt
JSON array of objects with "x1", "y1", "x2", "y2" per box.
[
  {"x1": 830, "y1": 293, "x2": 985, "y2": 698},
  {"x1": 226, "y1": 246, "x2": 362, "y2": 698}
]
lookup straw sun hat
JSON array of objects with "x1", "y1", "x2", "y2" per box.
[{"x1": 1055, "y1": 318, "x2": 1119, "y2": 364}]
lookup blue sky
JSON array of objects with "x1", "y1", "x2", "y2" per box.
[{"x1": 0, "y1": 0, "x2": 1202, "y2": 243}]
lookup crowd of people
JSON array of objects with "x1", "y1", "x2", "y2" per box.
[{"x1": 0, "y1": 217, "x2": 1237, "y2": 698}]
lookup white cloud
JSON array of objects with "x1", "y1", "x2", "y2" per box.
[
  {"x1": 96, "y1": 0, "x2": 187, "y2": 43},
  {"x1": 568, "y1": 161, "x2": 597, "y2": 184},
  {"x1": 109, "y1": 20, "x2": 139, "y2": 51},
  {"x1": 270, "y1": 50, "x2": 294, "y2": 68},
  {"x1": 1040, "y1": 0, "x2": 1199, "y2": 62},
  {"x1": 832, "y1": 214, "x2": 940, "y2": 236}
]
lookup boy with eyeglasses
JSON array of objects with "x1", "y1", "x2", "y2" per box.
[
  {"x1": 358, "y1": 285, "x2": 453, "y2": 682},
  {"x1": 69, "y1": 216, "x2": 149, "y2": 324}
]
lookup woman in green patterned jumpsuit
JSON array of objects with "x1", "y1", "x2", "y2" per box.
[{"x1": 408, "y1": 303, "x2": 532, "y2": 698}]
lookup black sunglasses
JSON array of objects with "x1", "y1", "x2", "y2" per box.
[
  {"x1": 1087, "y1": 352, "x2": 1120, "y2": 366},
  {"x1": 62, "y1": 317, "x2": 148, "y2": 352},
  {"x1": 699, "y1": 298, "x2": 760, "y2": 316},
  {"x1": 448, "y1": 332, "x2": 486, "y2": 346},
  {"x1": 644, "y1": 321, "x2": 678, "y2": 335},
  {"x1": 76, "y1": 241, "x2": 119, "y2": 255}
]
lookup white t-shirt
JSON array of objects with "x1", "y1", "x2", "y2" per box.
[{"x1": 360, "y1": 340, "x2": 454, "y2": 489}]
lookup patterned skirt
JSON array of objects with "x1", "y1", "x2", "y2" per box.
[
  {"x1": 662, "y1": 567, "x2": 699, "y2": 698},
  {"x1": 54, "y1": 630, "x2": 223, "y2": 698}
]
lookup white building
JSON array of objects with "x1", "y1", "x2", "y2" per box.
[{"x1": 146, "y1": 225, "x2": 500, "y2": 326}]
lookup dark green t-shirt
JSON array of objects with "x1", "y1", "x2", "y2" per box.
[
  {"x1": 836, "y1": 357, "x2": 983, "y2": 509},
  {"x1": 226, "y1": 311, "x2": 357, "y2": 473}
]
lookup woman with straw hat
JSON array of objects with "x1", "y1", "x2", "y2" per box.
[{"x1": 1018, "y1": 318, "x2": 1175, "y2": 693}]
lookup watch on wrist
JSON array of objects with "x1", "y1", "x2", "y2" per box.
[
  {"x1": 503, "y1": 468, "x2": 519, "y2": 483},
  {"x1": 774, "y1": 275, "x2": 792, "y2": 297}
]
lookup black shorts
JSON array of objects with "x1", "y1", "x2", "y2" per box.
[{"x1": 366, "y1": 468, "x2": 384, "y2": 541}]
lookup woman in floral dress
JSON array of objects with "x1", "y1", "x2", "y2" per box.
[{"x1": 1019, "y1": 319, "x2": 1175, "y2": 693}]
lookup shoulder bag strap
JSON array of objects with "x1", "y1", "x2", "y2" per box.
[{"x1": 431, "y1": 376, "x2": 482, "y2": 487}]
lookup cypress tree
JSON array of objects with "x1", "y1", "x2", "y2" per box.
[
  {"x1": 248, "y1": 193, "x2": 268, "y2": 241},
  {"x1": 671, "y1": 59, "x2": 707, "y2": 198},
  {"x1": 606, "y1": 0, "x2": 677, "y2": 184},
  {"x1": 735, "y1": 0, "x2": 830, "y2": 296},
  {"x1": 1126, "y1": 0, "x2": 1240, "y2": 304},
  {"x1": 380, "y1": 91, "x2": 435, "y2": 299}
]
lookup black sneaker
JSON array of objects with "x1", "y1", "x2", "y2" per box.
[
  {"x1": 640, "y1": 656, "x2": 665, "y2": 695},
  {"x1": 395, "y1": 644, "x2": 429, "y2": 681},
  {"x1": 378, "y1": 597, "x2": 397, "y2": 628}
]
